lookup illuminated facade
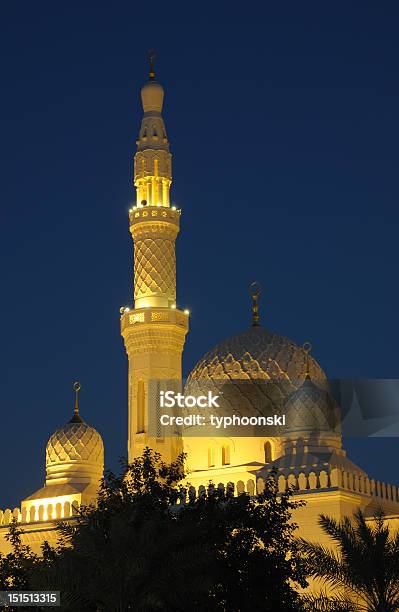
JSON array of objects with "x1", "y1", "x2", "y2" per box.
[{"x1": 1, "y1": 61, "x2": 399, "y2": 581}]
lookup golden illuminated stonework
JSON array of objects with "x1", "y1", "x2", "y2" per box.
[
  {"x1": 0, "y1": 384, "x2": 105, "y2": 553},
  {"x1": 183, "y1": 326, "x2": 328, "y2": 484},
  {"x1": 187, "y1": 326, "x2": 326, "y2": 385},
  {"x1": 46, "y1": 422, "x2": 104, "y2": 466},
  {"x1": 45, "y1": 382, "x2": 104, "y2": 482},
  {"x1": 129, "y1": 208, "x2": 180, "y2": 308},
  {"x1": 121, "y1": 57, "x2": 189, "y2": 465},
  {"x1": 283, "y1": 376, "x2": 340, "y2": 438}
]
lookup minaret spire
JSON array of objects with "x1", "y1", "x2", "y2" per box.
[
  {"x1": 134, "y1": 54, "x2": 171, "y2": 209},
  {"x1": 148, "y1": 49, "x2": 156, "y2": 80},
  {"x1": 249, "y1": 282, "x2": 261, "y2": 327},
  {"x1": 121, "y1": 58, "x2": 189, "y2": 463},
  {"x1": 70, "y1": 381, "x2": 83, "y2": 423}
]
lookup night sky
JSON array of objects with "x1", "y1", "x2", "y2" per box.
[{"x1": 1, "y1": 2, "x2": 399, "y2": 508}]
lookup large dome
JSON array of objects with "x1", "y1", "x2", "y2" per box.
[
  {"x1": 187, "y1": 327, "x2": 325, "y2": 385},
  {"x1": 184, "y1": 327, "x2": 327, "y2": 429}
]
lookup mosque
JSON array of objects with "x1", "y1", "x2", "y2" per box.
[{"x1": 1, "y1": 59, "x2": 399, "y2": 561}]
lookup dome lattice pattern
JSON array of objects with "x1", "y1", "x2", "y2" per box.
[
  {"x1": 284, "y1": 378, "x2": 341, "y2": 435},
  {"x1": 185, "y1": 327, "x2": 327, "y2": 420},
  {"x1": 46, "y1": 422, "x2": 104, "y2": 465},
  {"x1": 134, "y1": 238, "x2": 176, "y2": 300},
  {"x1": 187, "y1": 327, "x2": 325, "y2": 384}
]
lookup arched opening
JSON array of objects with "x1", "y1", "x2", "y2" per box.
[
  {"x1": 208, "y1": 447, "x2": 215, "y2": 468},
  {"x1": 137, "y1": 380, "x2": 145, "y2": 433},
  {"x1": 264, "y1": 440, "x2": 272, "y2": 463},
  {"x1": 247, "y1": 480, "x2": 255, "y2": 496},
  {"x1": 222, "y1": 445, "x2": 230, "y2": 465}
]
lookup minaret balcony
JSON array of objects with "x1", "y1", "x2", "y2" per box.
[
  {"x1": 120, "y1": 306, "x2": 189, "y2": 335},
  {"x1": 129, "y1": 205, "x2": 180, "y2": 226}
]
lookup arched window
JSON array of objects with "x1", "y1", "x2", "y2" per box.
[
  {"x1": 208, "y1": 447, "x2": 215, "y2": 468},
  {"x1": 222, "y1": 445, "x2": 230, "y2": 465},
  {"x1": 137, "y1": 380, "x2": 145, "y2": 433},
  {"x1": 64, "y1": 501, "x2": 71, "y2": 518},
  {"x1": 264, "y1": 441, "x2": 272, "y2": 463}
]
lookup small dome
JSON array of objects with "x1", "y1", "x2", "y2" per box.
[
  {"x1": 46, "y1": 421, "x2": 104, "y2": 466},
  {"x1": 45, "y1": 393, "x2": 104, "y2": 485},
  {"x1": 141, "y1": 80, "x2": 164, "y2": 113},
  {"x1": 283, "y1": 376, "x2": 341, "y2": 438}
]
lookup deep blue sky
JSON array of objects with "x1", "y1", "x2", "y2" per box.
[{"x1": 1, "y1": 2, "x2": 399, "y2": 508}]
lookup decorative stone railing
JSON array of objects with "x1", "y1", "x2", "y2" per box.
[
  {"x1": 2, "y1": 468, "x2": 398, "y2": 528},
  {"x1": 255, "y1": 468, "x2": 399, "y2": 503},
  {"x1": 181, "y1": 469, "x2": 399, "y2": 505},
  {"x1": 0, "y1": 500, "x2": 80, "y2": 527},
  {"x1": 120, "y1": 305, "x2": 188, "y2": 333}
]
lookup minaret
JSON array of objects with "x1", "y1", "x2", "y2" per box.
[{"x1": 121, "y1": 54, "x2": 189, "y2": 463}]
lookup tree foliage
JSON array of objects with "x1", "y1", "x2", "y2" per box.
[
  {"x1": 300, "y1": 509, "x2": 399, "y2": 612},
  {"x1": 0, "y1": 448, "x2": 307, "y2": 611}
]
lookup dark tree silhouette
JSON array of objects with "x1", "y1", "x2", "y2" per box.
[
  {"x1": 300, "y1": 509, "x2": 399, "y2": 612},
  {"x1": 0, "y1": 519, "x2": 38, "y2": 591},
  {"x1": 0, "y1": 520, "x2": 57, "y2": 610},
  {"x1": 181, "y1": 478, "x2": 307, "y2": 610},
  {"x1": 1, "y1": 448, "x2": 308, "y2": 611}
]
